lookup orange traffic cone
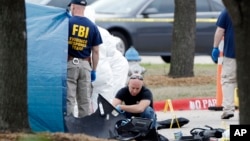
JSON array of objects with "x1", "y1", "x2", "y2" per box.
[
  {"x1": 208, "y1": 39, "x2": 224, "y2": 111},
  {"x1": 215, "y1": 50, "x2": 223, "y2": 107}
]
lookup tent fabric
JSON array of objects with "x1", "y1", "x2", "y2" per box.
[
  {"x1": 26, "y1": 2, "x2": 68, "y2": 132},
  {"x1": 65, "y1": 94, "x2": 126, "y2": 139}
]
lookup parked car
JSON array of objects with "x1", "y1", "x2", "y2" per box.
[
  {"x1": 90, "y1": 0, "x2": 224, "y2": 63},
  {"x1": 25, "y1": 0, "x2": 97, "y2": 8},
  {"x1": 25, "y1": 0, "x2": 125, "y2": 54}
]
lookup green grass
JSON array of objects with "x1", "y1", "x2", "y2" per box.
[
  {"x1": 151, "y1": 84, "x2": 216, "y2": 101},
  {"x1": 140, "y1": 63, "x2": 217, "y2": 76},
  {"x1": 18, "y1": 134, "x2": 51, "y2": 141}
]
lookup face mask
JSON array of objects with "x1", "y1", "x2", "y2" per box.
[
  {"x1": 66, "y1": 8, "x2": 72, "y2": 17},
  {"x1": 68, "y1": 11, "x2": 72, "y2": 16}
]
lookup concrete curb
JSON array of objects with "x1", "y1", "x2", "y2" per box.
[{"x1": 153, "y1": 97, "x2": 217, "y2": 111}]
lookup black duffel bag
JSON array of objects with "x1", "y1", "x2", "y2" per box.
[{"x1": 115, "y1": 117, "x2": 169, "y2": 141}]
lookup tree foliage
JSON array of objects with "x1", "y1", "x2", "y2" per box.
[{"x1": 0, "y1": 0, "x2": 29, "y2": 131}]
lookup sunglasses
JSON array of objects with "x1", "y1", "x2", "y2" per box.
[{"x1": 130, "y1": 75, "x2": 143, "y2": 80}]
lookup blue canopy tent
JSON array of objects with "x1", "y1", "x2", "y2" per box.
[{"x1": 26, "y1": 2, "x2": 69, "y2": 132}]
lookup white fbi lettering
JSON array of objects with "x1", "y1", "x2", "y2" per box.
[{"x1": 234, "y1": 129, "x2": 247, "y2": 136}]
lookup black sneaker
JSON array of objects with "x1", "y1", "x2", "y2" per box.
[{"x1": 221, "y1": 113, "x2": 234, "y2": 119}]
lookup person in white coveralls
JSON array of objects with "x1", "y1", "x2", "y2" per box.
[{"x1": 84, "y1": 6, "x2": 129, "y2": 113}]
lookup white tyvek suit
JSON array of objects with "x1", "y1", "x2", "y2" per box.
[
  {"x1": 107, "y1": 37, "x2": 129, "y2": 96},
  {"x1": 91, "y1": 27, "x2": 114, "y2": 112},
  {"x1": 84, "y1": 6, "x2": 129, "y2": 112}
]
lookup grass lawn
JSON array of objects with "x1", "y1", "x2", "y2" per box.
[{"x1": 140, "y1": 63, "x2": 218, "y2": 101}]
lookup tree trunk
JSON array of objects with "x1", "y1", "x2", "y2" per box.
[
  {"x1": 0, "y1": 1, "x2": 29, "y2": 131},
  {"x1": 223, "y1": 0, "x2": 250, "y2": 124},
  {"x1": 169, "y1": 0, "x2": 196, "y2": 78}
]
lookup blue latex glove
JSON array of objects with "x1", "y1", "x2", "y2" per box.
[
  {"x1": 211, "y1": 47, "x2": 219, "y2": 63},
  {"x1": 115, "y1": 105, "x2": 124, "y2": 113},
  {"x1": 91, "y1": 70, "x2": 96, "y2": 82}
]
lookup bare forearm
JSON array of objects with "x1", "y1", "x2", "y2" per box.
[
  {"x1": 120, "y1": 104, "x2": 144, "y2": 113},
  {"x1": 213, "y1": 27, "x2": 225, "y2": 47},
  {"x1": 91, "y1": 46, "x2": 99, "y2": 70}
]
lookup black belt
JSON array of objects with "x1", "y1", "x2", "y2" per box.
[{"x1": 68, "y1": 56, "x2": 90, "y2": 63}]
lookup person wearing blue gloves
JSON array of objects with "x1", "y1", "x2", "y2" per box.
[
  {"x1": 66, "y1": 0, "x2": 102, "y2": 118},
  {"x1": 212, "y1": 9, "x2": 236, "y2": 119},
  {"x1": 112, "y1": 74, "x2": 157, "y2": 128}
]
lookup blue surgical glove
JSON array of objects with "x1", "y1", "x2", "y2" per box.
[
  {"x1": 91, "y1": 70, "x2": 96, "y2": 82},
  {"x1": 115, "y1": 105, "x2": 124, "y2": 113},
  {"x1": 211, "y1": 47, "x2": 220, "y2": 63}
]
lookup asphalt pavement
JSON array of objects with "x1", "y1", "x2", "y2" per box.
[
  {"x1": 156, "y1": 109, "x2": 239, "y2": 141},
  {"x1": 140, "y1": 55, "x2": 236, "y2": 141}
]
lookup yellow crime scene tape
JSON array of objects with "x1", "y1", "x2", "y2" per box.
[{"x1": 96, "y1": 18, "x2": 217, "y2": 23}]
